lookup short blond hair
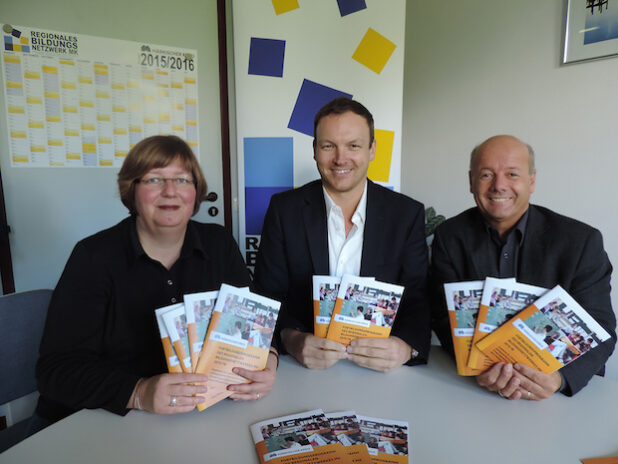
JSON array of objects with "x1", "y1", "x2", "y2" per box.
[{"x1": 118, "y1": 135, "x2": 207, "y2": 215}]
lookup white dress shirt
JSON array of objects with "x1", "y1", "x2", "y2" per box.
[{"x1": 323, "y1": 183, "x2": 367, "y2": 278}]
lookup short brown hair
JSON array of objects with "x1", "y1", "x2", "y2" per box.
[
  {"x1": 313, "y1": 97, "x2": 374, "y2": 144},
  {"x1": 118, "y1": 135, "x2": 207, "y2": 215}
]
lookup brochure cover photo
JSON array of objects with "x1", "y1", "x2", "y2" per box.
[
  {"x1": 357, "y1": 415, "x2": 409, "y2": 463},
  {"x1": 154, "y1": 303, "x2": 183, "y2": 374},
  {"x1": 194, "y1": 284, "x2": 280, "y2": 410},
  {"x1": 183, "y1": 290, "x2": 218, "y2": 372},
  {"x1": 443, "y1": 280, "x2": 485, "y2": 376},
  {"x1": 467, "y1": 278, "x2": 547, "y2": 371},
  {"x1": 324, "y1": 411, "x2": 372, "y2": 463},
  {"x1": 251, "y1": 409, "x2": 349, "y2": 464},
  {"x1": 326, "y1": 275, "x2": 404, "y2": 346},
  {"x1": 161, "y1": 303, "x2": 193, "y2": 372},
  {"x1": 312, "y1": 275, "x2": 341, "y2": 338},
  {"x1": 476, "y1": 285, "x2": 611, "y2": 373}
]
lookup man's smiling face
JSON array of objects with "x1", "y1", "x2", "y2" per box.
[
  {"x1": 313, "y1": 111, "x2": 375, "y2": 201},
  {"x1": 469, "y1": 135, "x2": 536, "y2": 237}
]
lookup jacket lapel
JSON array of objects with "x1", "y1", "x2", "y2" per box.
[
  {"x1": 518, "y1": 205, "x2": 549, "y2": 285},
  {"x1": 302, "y1": 181, "x2": 329, "y2": 275},
  {"x1": 361, "y1": 181, "x2": 383, "y2": 275},
  {"x1": 462, "y1": 209, "x2": 501, "y2": 279}
]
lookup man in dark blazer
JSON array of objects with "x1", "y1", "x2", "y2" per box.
[
  {"x1": 431, "y1": 134, "x2": 616, "y2": 400},
  {"x1": 253, "y1": 98, "x2": 430, "y2": 372}
]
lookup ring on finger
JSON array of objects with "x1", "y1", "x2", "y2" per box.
[
  {"x1": 169, "y1": 395, "x2": 177, "y2": 407},
  {"x1": 498, "y1": 390, "x2": 506, "y2": 398},
  {"x1": 527, "y1": 391, "x2": 531, "y2": 399},
  {"x1": 256, "y1": 393, "x2": 261, "y2": 400}
]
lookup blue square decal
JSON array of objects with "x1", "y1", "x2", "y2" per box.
[
  {"x1": 244, "y1": 137, "x2": 293, "y2": 187},
  {"x1": 248, "y1": 37, "x2": 286, "y2": 78},
  {"x1": 245, "y1": 186, "x2": 292, "y2": 235},
  {"x1": 288, "y1": 79, "x2": 352, "y2": 137},
  {"x1": 337, "y1": 0, "x2": 367, "y2": 16}
]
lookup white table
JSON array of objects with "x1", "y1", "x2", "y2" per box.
[{"x1": 2, "y1": 347, "x2": 617, "y2": 463}]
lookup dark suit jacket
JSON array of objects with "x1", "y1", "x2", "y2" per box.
[
  {"x1": 430, "y1": 205, "x2": 616, "y2": 395},
  {"x1": 253, "y1": 180, "x2": 431, "y2": 364}
]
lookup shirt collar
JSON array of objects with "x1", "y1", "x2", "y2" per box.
[
  {"x1": 128, "y1": 216, "x2": 146, "y2": 261},
  {"x1": 182, "y1": 220, "x2": 208, "y2": 258},
  {"x1": 322, "y1": 181, "x2": 368, "y2": 225},
  {"x1": 128, "y1": 216, "x2": 207, "y2": 264},
  {"x1": 483, "y1": 208, "x2": 529, "y2": 246}
]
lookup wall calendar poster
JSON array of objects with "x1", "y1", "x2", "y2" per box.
[{"x1": 2, "y1": 23, "x2": 198, "y2": 167}]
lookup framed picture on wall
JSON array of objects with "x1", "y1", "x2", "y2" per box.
[{"x1": 564, "y1": 0, "x2": 618, "y2": 63}]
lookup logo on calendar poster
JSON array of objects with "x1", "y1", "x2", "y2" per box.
[
  {"x1": 3, "y1": 24, "x2": 79, "y2": 55},
  {"x1": 3, "y1": 25, "x2": 30, "y2": 53}
]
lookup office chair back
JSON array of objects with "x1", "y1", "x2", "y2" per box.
[{"x1": 0, "y1": 289, "x2": 53, "y2": 405}]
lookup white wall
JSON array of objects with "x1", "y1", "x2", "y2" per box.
[{"x1": 401, "y1": 0, "x2": 618, "y2": 379}]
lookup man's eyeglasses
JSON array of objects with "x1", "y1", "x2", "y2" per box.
[{"x1": 137, "y1": 177, "x2": 195, "y2": 189}]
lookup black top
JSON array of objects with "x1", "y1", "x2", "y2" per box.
[{"x1": 35, "y1": 217, "x2": 250, "y2": 422}]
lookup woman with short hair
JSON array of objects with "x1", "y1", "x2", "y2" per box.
[{"x1": 33, "y1": 135, "x2": 277, "y2": 432}]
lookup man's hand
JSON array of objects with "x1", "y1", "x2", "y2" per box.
[
  {"x1": 346, "y1": 336, "x2": 412, "y2": 372},
  {"x1": 510, "y1": 363, "x2": 562, "y2": 400},
  {"x1": 281, "y1": 328, "x2": 347, "y2": 369},
  {"x1": 476, "y1": 362, "x2": 561, "y2": 400},
  {"x1": 476, "y1": 362, "x2": 519, "y2": 397}
]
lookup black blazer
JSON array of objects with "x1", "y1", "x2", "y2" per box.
[
  {"x1": 253, "y1": 180, "x2": 431, "y2": 364},
  {"x1": 430, "y1": 205, "x2": 616, "y2": 395}
]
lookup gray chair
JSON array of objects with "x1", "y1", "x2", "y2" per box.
[{"x1": 0, "y1": 289, "x2": 52, "y2": 453}]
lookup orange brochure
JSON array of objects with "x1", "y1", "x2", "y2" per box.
[
  {"x1": 467, "y1": 278, "x2": 547, "y2": 371},
  {"x1": 312, "y1": 276, "x2": 341, "y2": 338},
  {"x1": 194, "y1": 284, "x2": 280, "y2": 411},
  {"x1": 581, "y1": 457, "x2": 618, "y2": 464},
  {"x1": 161, "y1": 303, "x2": 193, "y2": 373},
  {"x1": 326, "y1": 275, "x2": 404, "y2": 346},
  {"x1": 250, "y1": 409, "x2": 349, "y2": 464},
  {"x1": 476, "y1": 285, "x2": 611, "y2": 373},
  {"x1": 154, "y1": 304, "x2": 183, "y2": 373},
  {"x1": 183, "y1": 290, "x2": 218, "y2": 372},
  {"x1": 443, "y1": 280, "x2": 485, "y2": 376},
  {"x1": 356, "y1": 415, "x2": 409, "y2": 464},
  {"x1": 324, "y1": 411, "x2": 372, "y2": 464}
]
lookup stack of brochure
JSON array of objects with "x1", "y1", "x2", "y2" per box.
[
  {"x1": 154, "y1": 283, "x2": 280, "y2": 410},
  {"x1": 312, "y1": 275, "x2": 405, "y2": 345},
  {"x1": 251, "y1": 409, "x2": 409, "y2": 464},
  {"x1": 444, "y1": 279, "x2": 610, "y2": 376}
]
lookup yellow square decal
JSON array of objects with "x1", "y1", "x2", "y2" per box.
[
  {"x1": 367, "y1": 129, "x2": 394, "y2": 183},
  {"x1": 272, "y1": 0, "x2": 299, "y2": 15},
  {"x1": 20, "y1": 36, "x2": 29, "y2": 45},
  {"x1": 352, "y1": 28, "x2": 396, "y2": 74}
]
